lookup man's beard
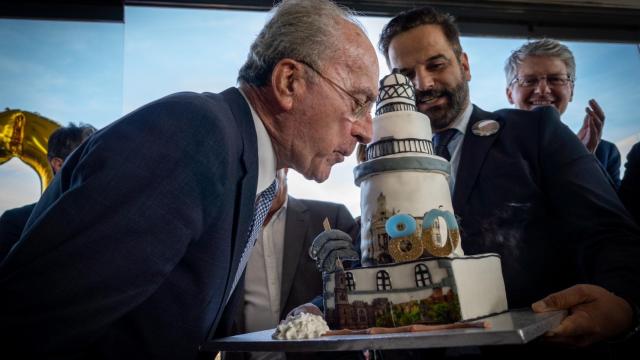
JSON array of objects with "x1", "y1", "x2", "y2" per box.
[{"x1": 416, "y1": 78, "x2": 469, "y2": 131}]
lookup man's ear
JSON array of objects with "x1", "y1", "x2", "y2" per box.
[
  {"x1": 49, "y1": 157, "x2": 64, "y2": 175},
  {"x1": 569, "y1": 83, "x2": 574, "y2": 102},
  {"x1": 506, "y1": 86, "x2": 515, "y2": 105},
  {"x1": 271, "y1": 59, "x2": 304, "y2": 111},
  {"x1": 460, "y1": 52, "x2": 471, "y2": 81}
]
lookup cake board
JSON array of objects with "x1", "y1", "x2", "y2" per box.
[{"x1": 201, "y1": 309, "x2": 566, "y2": 353}]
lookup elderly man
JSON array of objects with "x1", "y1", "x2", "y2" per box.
[
  {"x1": 505, "y1": 39, "x2": 621, "y2": 189},
  {"x1": 378, "y1": 6, "x2": 639, "y2": 356},
  {"x1": 0, "y1": 0, "x2": 378, "y2": 359}
]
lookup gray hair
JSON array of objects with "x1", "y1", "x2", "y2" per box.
[
  {"x1": 238, "y1": 0, "x2": 364, "y2": 86},
  {"x1": 504, "y1": 39, "x2": 576, "y2": 86}
]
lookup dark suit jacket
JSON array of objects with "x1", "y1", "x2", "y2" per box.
[
  {"x1": 620, "y1": 142, "x2": 640, "y2": 225},
  {"x1": 0, "y1": 88, "x2": 262, "y2": 360},
  {"x1": 0, "y1": 202, "x2": 35, "y2": 261},
  {"x1": 453, "y1": 105, "x2": 640, "y2": 310},
  {"x1": 595, "y1": 139, "x2": 622, "y2": 190},
  {"x1": 216, "y1": 196, "x2": 357, "y2": 359}
]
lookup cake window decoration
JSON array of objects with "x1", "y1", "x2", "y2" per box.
[
  {"x1": 415, "y1": 264, "x2": 432, "y2": 288},
  {"x1": 345, "y1": 272, "x2": 356, "y2": 291},
  {"x1": 376, "y1": 270, "x2": 392, "y2": 291}
]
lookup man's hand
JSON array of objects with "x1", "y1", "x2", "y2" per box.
[
  {"x1": 309, "y1": 229, "x2": 358, "y2": 272},
  {"x1": 532, "y1": 284, "x2": 633, "y2": 347},
  {"x1": 285, "y1": 303, "x2": 323, "y2": 319},
  {"x1": 576, "y1": 99, "x2": 605, "y2": 153}
]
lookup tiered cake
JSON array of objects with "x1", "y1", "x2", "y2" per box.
[{"x1": 318, "y1": 73, "x2": 507, "y2": 330}]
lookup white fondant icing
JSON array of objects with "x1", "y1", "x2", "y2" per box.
[
  {"x1": 372, "y1": 111, "x2": 432, "y2": 142},
  {"x1": 323, "y1": 255, "x2": 508, "y2": 326},
  {"x1": 359, "y1": 171, "x2": 462, "y2": 264},
  {"x1": 451, "y1": 256, "x2": 508, "y2": 319}
]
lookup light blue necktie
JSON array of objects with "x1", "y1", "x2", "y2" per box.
[{"x1": 228, "y1": 179, "x2": 278, "y2": 299}]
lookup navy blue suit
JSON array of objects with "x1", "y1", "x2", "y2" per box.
[
  {"x1": 0, "y1": 202, "x2": 35, "y2": 261},
  {"x1": 595, "y1": 139, "x2": 621, "y2": 190},
  {"x1": 620, "y1": 142, "x2": 640, "y2": 225},
  {"x1": 0, "y1": 88, "x2": 261, "y2": 359},
  {"x1": 379, "y1": 106, "x2": 640, "y2": 360},
  {"x1": 453, "y1": 105, "x2": 640, "y2": 310}
]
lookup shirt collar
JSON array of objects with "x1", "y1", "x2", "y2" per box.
[
  {"x1": 274, "y1": 196, "x2": 288, "y2": 219},
  {"x1": 238, "y1": 87, "x2": 276, "y2": 195},
  {"x1": 448, "y1": 101, "x2": 473, "y2": 135}
]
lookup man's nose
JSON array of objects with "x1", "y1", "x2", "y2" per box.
[
  {"x1": 413, "y1": 67, "x2": 435, "y2": 91},
  {"x1": 353, "y1": 112, "x2": 373, "y2": 144},
  {"x1": 534, "y1": 78, "x2": 551, "y2": 94}
]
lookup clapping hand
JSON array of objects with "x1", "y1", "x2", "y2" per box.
[
  {"x1": 532, "y1": 284, "x2": 633, "y2": 347},
  {"x1": 576, "y1": 99, "x2": 605, "y2": 153}
]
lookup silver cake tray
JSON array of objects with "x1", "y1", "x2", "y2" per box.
[{"x1": 202, "y1": 309, "x2": 566, "y2": 353}]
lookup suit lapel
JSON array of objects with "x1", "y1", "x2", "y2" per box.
[
  {"x1": 453, "y1": 105, "x2": 502, "y2": 214},
  {"x1": 220, "y1": 87, "x2": 259, "y2": 306},
  {"x1": 280, "y1": 196, "x2": 309, "y2": 314}
]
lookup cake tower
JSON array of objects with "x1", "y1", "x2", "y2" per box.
[
  {"x1": 355, "y1": 72, "x2": 463, "y2": 266},
  {"x1": 315, "y1": 73, "x2": 508, "y2": 330}
]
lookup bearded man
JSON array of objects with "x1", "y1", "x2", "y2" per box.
[{"x1": 378, "y1": 6, "x2": 640, "y2": 356}]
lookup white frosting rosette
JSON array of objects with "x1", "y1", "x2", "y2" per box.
[{"x1": 271, "y1": 313, "x2": 329, "y2": 340}]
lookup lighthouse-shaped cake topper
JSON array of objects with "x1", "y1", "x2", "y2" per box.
[
  {"x1": 354, "y1": 72, "x2": 463, "y2": 265},
  {"x1": 375, "y1": 72, "x2": 416, "y2": 115}
]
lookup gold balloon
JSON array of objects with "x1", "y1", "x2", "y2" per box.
[{"x1": 0, "y1": 109, "x2": 61, "y2": 193}]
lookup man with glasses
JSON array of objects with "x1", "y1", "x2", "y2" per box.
[
  {"x1": 379, "y1": 6, "x2": 640, "y2": 356},
  {"x1": 505, "y1": 39, "x2": 621, "y2": 189},
  {"x1": 0, "y1": 0, "x2": 378, "y2": 359}
]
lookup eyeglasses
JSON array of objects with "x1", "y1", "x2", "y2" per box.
[
  {"x1": 297, "y1": 60, "x2": 372, "y2": 121},
  {"x1": 510, "y1": 74, "x2": 573, "y2": 88}
]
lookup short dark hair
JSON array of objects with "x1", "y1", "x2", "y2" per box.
[
  {"x1": 379, "y1": 7, "x2": 462, "y2": 67},
  {"x1": 47, "y1": 123, "x2": 96, "y2": 160}
]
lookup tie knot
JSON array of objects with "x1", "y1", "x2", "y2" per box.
[
  {"x1": 433, "y1": 128, "x2": 458, "y2": 161},
  {"x1": 433, "y1": 128, "x2": 458, "y2": 148}
]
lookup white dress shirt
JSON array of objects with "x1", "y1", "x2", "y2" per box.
[
  {"x1": 243, "y1": 197, "x2": 288, "y2": 332},
  {"x1": 243, "y1": 197, "x2": 288, "y2": 360}
]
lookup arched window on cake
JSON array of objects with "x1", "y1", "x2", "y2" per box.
[
  {"x1": 415, "y1": 263, "x2": 432, "y2": 288},
  {"x1": 376, "y1": 270, "x2": 392, "y2": 291},
  {"x1": 346, "y1": 272, "x2": 356, "y2": 291}
]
